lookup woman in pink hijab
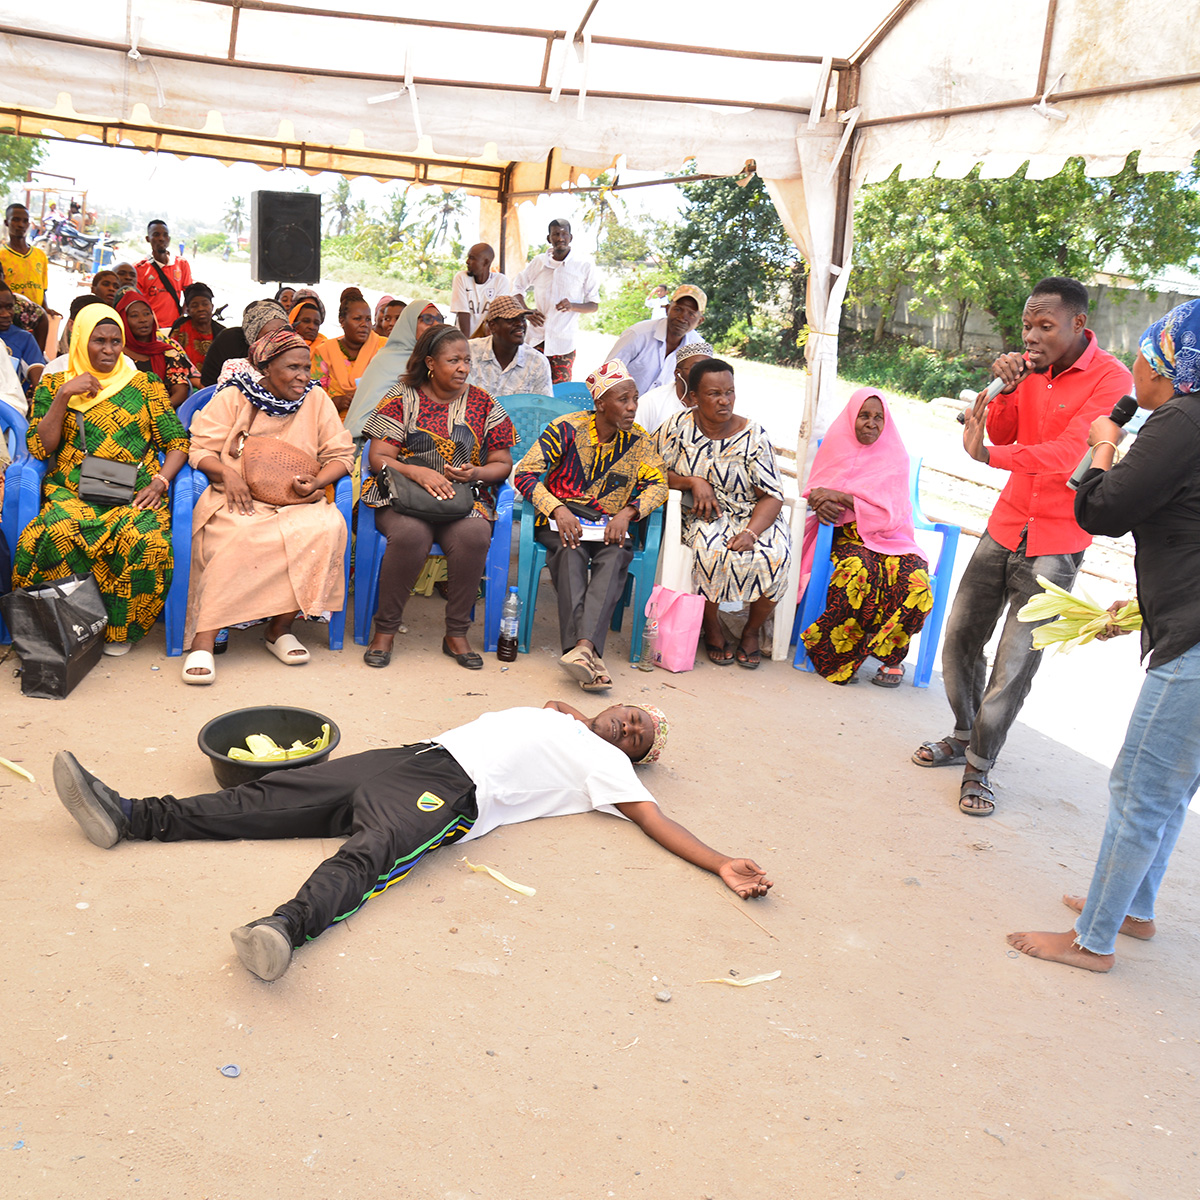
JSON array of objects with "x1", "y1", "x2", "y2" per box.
[{"x1": 798, "y1": 388, "x2": 933, "y2": 686}]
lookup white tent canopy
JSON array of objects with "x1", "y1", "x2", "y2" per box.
[{"x1": 3, "y1": 1, "x2": 1199, "y2": 653}]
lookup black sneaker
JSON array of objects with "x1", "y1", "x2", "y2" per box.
[
  {"x1": 230, "y1": 916, "x2": 294, "y2": 982},
  {"x1": 53, "y1": 751, "x2": 130, "y2": 849}
]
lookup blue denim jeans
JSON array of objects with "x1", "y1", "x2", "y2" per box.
[
  {"x1": 941, "y1": 531, "x2": 1084, "y2": 771},
  {"x1": 1074, "y1": 640, "x2": 1200, "y2": 955}
]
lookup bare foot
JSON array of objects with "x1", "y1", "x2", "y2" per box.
[
  {"x1": 1006, "y1": 930, "x2": 1115, "y2": 972},
  {"x1": 1062, "y1": 894, "x2": 1155, "y2": 940}
]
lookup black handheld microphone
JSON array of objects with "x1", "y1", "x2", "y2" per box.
[{"x1": 1067, "y1": 395, "x2": 1138, "y2": 491}]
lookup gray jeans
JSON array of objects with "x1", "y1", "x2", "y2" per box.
[{"x1": 941, "y1": 531, "x2": 1084, "y2": 771}]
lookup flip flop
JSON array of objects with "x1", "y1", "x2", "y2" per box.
[
  {"x1": 705, "y1": 641, "x2": 735, "y2": 666},
  {"x1": 579, "y1": 672, "x2": 612, "y2": 692},
  {"x1": 182, "y1": 649, "x2": 215, "y2": 685},
  {"x1": 872, "y1": 665, "x2": 905, "y2": 688},
  {"x1": 265, "y1": 633, "x2": 310, "y2": 665},
  {"x1": 735, "y1": 645, "x2": 761, "y2": 670},
  {"x1": 559, "y1": 645, "x2": 600, "y2": 683}
]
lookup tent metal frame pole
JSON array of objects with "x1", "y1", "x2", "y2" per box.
[
  {"x1": 192, "y1": 0, "x2": 838, "y2": 68},
  {"x1": 858, "y1": 70, "x2": 1200, "y2": 128},
  {"x1": 0, "y1": 26, "x2": 810, "y2": 116},
  {"x1": 1035, "y1": 0, "x2": 1059, "y2": 98}
]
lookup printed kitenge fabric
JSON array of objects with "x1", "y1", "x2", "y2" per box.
[
  {"x1": 800, "y1": 521, "x2": 933, "y2": 681},
  {"x1": 360, "y1": 382, "x2": 517, "y2": 519},
  {"x1": 170, "y1": 316, "x2": 225, "y2": 371},
  {"x1": 125, "y1": 332, "x2": 196, "y2": 394},
  {"x1": 514, "y1": 409, "x2": 667, "y2": 525},
  {"x1": 14, "y1": 371, "x2": 190, "y2": 644},
  {"x1": 654, "y1": 410, "x2": 791, "y2": 603}
]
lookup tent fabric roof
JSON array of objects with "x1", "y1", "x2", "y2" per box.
[{"x1": 1, "y1": 2, "x2": 1198, "y2": 187}]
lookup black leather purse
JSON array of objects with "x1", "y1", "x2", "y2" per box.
[
  {"x1": 75, "y1": 416, "x2": 138, "y2": 508},
  {"x1": 377, "y1": 463, "x2": 477, "y2": 525}
]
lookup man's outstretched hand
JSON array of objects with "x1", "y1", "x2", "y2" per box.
[{"x1": 719, "y1": 859, "x2": 773, "y2": 898}]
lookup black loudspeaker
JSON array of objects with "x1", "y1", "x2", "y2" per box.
[{"x1": 250, "y1": 191, "x2": 321, "y2": 284}]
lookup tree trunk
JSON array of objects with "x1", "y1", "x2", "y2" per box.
[{"x1": 954, "y1": 299, "x2": 970, "y2": 351}]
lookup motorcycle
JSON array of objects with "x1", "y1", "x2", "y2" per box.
[{"x1": 34, "y1": 219, "x2": 120, "y2": 273}]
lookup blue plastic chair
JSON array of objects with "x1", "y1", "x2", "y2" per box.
[
  {"x1": 516, "y1": 500, "x2": 665, "y2": 663},
  {"x1": 552, "y1": 381, "x2": 591, "y2": 406},
  {"x1": 175, "y1": 384, "x2": 215, "y2": 429},
  {"x1": 352, "y1": 484, "x2": 515, "y2": 652},
  {"x1": 164, "y1": 387, "x2": 353, "y2": 655},
  {"x1": 0, "y1": 399, "x2": 30, "y2": 642},
  {"x1": 792, "y1": 455, "x2": 960, "y2": 688}
]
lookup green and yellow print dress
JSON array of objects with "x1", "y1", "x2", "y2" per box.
[
  {"x1": 14, "y1": 371, "x2": 190, "y2": 645},
  {"x1": 800, "y1": 521, "x2": 933, "y2": 682}
]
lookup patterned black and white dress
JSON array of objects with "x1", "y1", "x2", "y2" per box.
[{"x1": 655, "y1": 410, "x2": 792, "y2": 603}]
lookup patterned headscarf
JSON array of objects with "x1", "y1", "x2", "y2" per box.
[
  {"x1": 1140, "y1": 299, "x2": 1200, "y2": 394},
  {"x1": 249, "y1": 328, "x2": 310, "y2": 368},
  {"x1": 229, "y1": 329, "x2": 315, "y2": 416},
  {"x1": 631, "y1": 703, "x2": 669, "y2": 765},
  {"x1": 242, "y1": 299, "x2": 288, "y2": 344},
  {"x1": 585, "y1": 358, "x2": 635, "y2": 402}
]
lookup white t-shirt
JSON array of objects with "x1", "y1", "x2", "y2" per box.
[
  {"x1": 0, "y1": 344, "x2": 27, "y2": 415},
  {"x1": 450, "y1": 270, "x2": 512, "y2": 321},
  {"x1": 635, "y1": 378, "x2": 685, "y2": 434},
  {"x1": 432, "y1": 707, "x2": 655, "y2": 842}
]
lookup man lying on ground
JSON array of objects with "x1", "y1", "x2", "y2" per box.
[{"x1": 54, "y1": 701, "x2": 772, "y2": 983}]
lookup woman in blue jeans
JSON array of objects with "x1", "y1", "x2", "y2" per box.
[{"x1": 1009, "y1": 299, "x2": 1200, "y2": 971}]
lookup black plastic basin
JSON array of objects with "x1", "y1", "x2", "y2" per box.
[{"x1": 197, "y1": 706, "x2": 341, "y2": 789}]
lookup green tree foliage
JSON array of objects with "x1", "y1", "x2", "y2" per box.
[
  {"x1": 852, "y1": 153, "x2": 1200, "y2": 347},
  {"x1": 671, "y1": 173, "x2": 805, "y2": 363},
  {"x1": 577, "y1": 171, "x2": 625, "y2": 254},
  {"x1": 0, "y1": 133, "x2": 45, "y2": 191}
]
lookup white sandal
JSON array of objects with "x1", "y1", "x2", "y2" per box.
[
  {"x1": 182, "y1": 649, "x2": 215, "y2": 685},
  {"x1": 265, "y1": 632, "x2": 310, "y2": 665}
]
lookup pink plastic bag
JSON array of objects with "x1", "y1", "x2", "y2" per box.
[{"x1": 645, "y1": 584, "x2": 705, "y2": 673}]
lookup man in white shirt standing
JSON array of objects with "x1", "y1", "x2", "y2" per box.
[
  {"x1": 607, "y1": 284, "x2": 706, "y2": 397},
  {"x1": 450, "y1": 242, "x2": 511, "y2": 337},
  {"x1": 634, "y1": 340, "x2": 714, "y2": 434},
  {"x1": 510, "y1": 219, "x2": 601, "y2": 385},
  {"x1": 53, "y1": 702, "x2": 772, "y2": 982},
  {"x1": 467, "y1": 294, "x2": 553, "y2": 397}
]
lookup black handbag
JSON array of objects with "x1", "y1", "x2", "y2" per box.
[
  {"x1": 0, "y1": 573, "x2": 108, "y2": 698},
  {"x1": 75, "y1": 415, "x2": 138, "y2": 508},
  {"x1": 377, "y1": 463, "x2": 477, "y2": 524}
]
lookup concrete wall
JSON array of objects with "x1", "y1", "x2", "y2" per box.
[{"x1": 846, "y1": 283, "x2": 1198, "y2": 357}]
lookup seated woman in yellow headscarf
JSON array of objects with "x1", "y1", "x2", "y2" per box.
[{"x1": 13, "y1": 304, "x2": 190, "y2": 655}]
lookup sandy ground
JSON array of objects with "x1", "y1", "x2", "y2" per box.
[{"x1": 6, "y1": 260, "x2": 1198, "y2": 1198}]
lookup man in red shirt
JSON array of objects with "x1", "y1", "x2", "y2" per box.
[
  {"x1": 135, "y1": 219, "x2": 192, "y2": 327},
  {"x1": 913, "y1": 277, "x2": 1132, "y2": 816}
]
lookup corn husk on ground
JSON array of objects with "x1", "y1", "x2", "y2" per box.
[{"x1": 1016, "y1": 575, "x2": 1141, "y2": 653}]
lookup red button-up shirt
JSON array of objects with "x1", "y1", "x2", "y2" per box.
[{"x1": 985, "y1": 329, "x2": 1132, "y2": 556}]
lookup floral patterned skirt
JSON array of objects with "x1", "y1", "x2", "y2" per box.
[{"x1": 800, "y1": 522, "x2": 932, "y2": 682}]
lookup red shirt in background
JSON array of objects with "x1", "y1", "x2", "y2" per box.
[
  {"x1": 135, "y1": 254, "x2": 193, "y2": 327},
  {"x1": 985, "y1": 328, "x2": 1132, "y2": 557}
]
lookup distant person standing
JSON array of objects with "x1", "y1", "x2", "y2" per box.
[
  {"x1": 450, "y1": 243, "x2": 511, "y2": 337},
  {"x1": 646, "y1": 284, "x2": 670, "y2": 320},
  {"x1": 136, "y1": 219, "x2": 193, "y2": 328},
  {"x1": 510, "y1": 219, "x2": 600, "y2": 385},
  {"x1": 1, "y1": 202, "x2": 55, "y2": 347}
]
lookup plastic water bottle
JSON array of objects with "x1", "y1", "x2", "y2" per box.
[
  {"x1": 638, "y1": 600, "x2": 659, "y2": 671},
  {"x1": 497, "y1": 587, "x2": 520, "y2": 662}
]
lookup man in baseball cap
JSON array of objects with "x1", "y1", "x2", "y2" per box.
[
  {"x1": 466, "y1": 292, "x2": 553, "y2": 397},
  {"x1": 606, "y1": 283, "x2": 706, "y2": 396}
]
